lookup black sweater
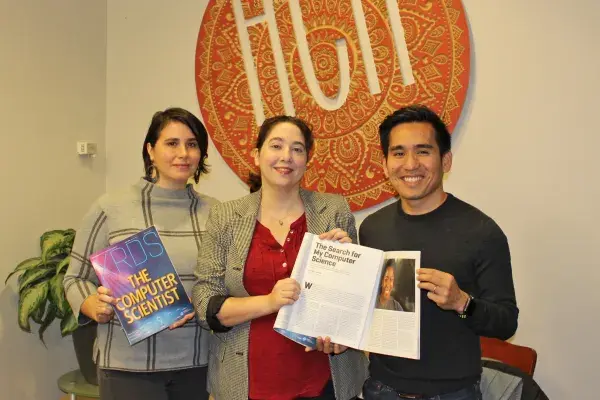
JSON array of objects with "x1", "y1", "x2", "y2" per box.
[{"x1": 359, "y1": 194, "x2": 518, "y2": 396}]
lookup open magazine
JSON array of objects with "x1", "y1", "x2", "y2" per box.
[
  {"x1": 89, "y1": 226, "x2": 194, "y2": 345},
  {"x1": 274, "y1": 233, "x2": 420, "y2": 359}
]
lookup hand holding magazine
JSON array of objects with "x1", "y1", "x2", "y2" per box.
[
  {"x1": 274, "y1": 233, "x2": 420, "y2": 359},
  {"x1": 89, "y1": 226, "x2": 194, "y2": 345}
]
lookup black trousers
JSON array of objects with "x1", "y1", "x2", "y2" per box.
[
  {"x1": 297, "y1": 379, "x2": 336, "y2": 400},
  {"x1": 98, "y1": 366, "x2": 208, "y2": 400},
  {"x1": 249, "y1": 380, "x2": 336, "y2": 400}
]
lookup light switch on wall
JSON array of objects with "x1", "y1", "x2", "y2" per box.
[{"x1": 77, "y1": 141, "x2": 97, "y2": 156}]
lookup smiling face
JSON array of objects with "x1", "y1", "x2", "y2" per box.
[
  {"x1": 383, "y1": 121, "x2": 452, "y2": 214},
  {"x1": 253, "y1": 121, "x2": 308, "y2": 191},
  {"x1": 146, "y1": 121, "x2": 201, "y2": 189},
  {"x1": 380, "y1": 265, "x2": 395, "y2": 301}
]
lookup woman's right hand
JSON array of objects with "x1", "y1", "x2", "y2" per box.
[
  {"x1": 81, "y1": 286, "x2": 116, "y2": 323},
  {"x1": 268, "y1": 278, "x2": 300, "y2": 312}
]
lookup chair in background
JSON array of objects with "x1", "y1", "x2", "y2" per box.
[{"x1": 480, "y1": 336, "x2": 538, "y2": 376}]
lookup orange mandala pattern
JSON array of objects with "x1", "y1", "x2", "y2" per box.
[{"x1": 195, "y1": 0, "x2": 470, "y2": 210}]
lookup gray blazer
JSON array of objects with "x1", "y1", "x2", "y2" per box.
[{"x1": 193, "y1": 189, "x2": 369, "y2": 400}]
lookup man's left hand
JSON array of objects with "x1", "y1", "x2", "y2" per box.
[
  {"x1": 417, "y1": 268, "x2": 468, "y2": 312},
  {"x1": 169, "y1": 311, "x2": 195, "y2": 329},
  {"x1": 319, "y1": 228, "x2": 352, "y2": 244}
]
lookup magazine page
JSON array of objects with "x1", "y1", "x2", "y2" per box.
[
  {"x1": 364, "y1": 251, "x2": 421, "y2": 359},
  {"x1": 89, "y1": 226, "x2": 194, "y2": 345},
  {"x1": 275, "y1": 233, "x2": 384, "y2": 349},
  {"x1": 274, "y1": 231, "x2": 318, "y2": 348}
]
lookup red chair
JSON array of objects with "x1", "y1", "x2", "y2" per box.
[{"x1": 480, "y1": 337, "x2": 537, "y2": 376}]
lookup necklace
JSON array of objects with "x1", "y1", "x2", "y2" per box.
[{"x1": 278, "y1": 219, "x2": 284, "y2": 226}]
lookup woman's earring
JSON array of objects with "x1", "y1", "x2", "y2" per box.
[{"x1": 149, "y1": 162, "x2": 158, "y2": 183}]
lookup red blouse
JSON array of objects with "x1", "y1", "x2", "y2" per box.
[{"x1": 243, "y1": 214, "x2": 330, "y2": 400}]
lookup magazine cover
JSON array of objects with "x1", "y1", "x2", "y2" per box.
[{"x1": 89, "y1": 226, "x2": 194, "y2": 345}]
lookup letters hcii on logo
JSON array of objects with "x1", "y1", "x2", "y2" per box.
[{"x1": 196, "y1": 0, "x2": 470, "y2": 210}]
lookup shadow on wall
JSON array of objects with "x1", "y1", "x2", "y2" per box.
[{"x1": 0, "y1": 284, "x2": 78, "y2": 400}]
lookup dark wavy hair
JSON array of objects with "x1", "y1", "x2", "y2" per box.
[
  {"x1": 248, "y1": 115, "x2": 314, "y2": 193},
  {"x1": 378, "y1": 105, "x2": 451, "y2": 159},
  {"x1": 379, "y1": 259, "x2": 397, "y2": 295},
  {"x1": 142, "y1": 107, "x2": 210, "y2": 184}
]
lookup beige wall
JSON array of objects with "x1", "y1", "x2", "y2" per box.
[
  {"x1": 0, "y1": 0, "x2": 107, "y2": 399},
  {"x1": 447, "y1": 2, "x2": 600, "y2": 398},
  {"x1": 105, "y1": 1, "x2": 600, "y2": 398},
  {"x1": 104, "y1": 0, "x2": 250, "y2": 201},
  {"x1": 3, "y1": 0, "x2": 595, "y2": 398}
]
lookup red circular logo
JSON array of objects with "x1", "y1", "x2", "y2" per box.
[{"x1": 196, "y1": 0, "x2": 470, "y2": 210}]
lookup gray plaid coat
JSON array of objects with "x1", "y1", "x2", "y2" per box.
[{"x1": 193, "y1": 189, "x2": 369, "y2": 400}]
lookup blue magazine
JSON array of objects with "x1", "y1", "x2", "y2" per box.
[{"x1": 89, "y1": 226, "x2": 194, "y2": 345}]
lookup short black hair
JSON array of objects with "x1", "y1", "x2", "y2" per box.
[
  {"x1": 248, "y1": 115, "x2": 314, "y2": 193},
  {"x1": 378, "y1": 105, "x2": 451, "y2": 158},
  {"x1": 142, "y1": 107, "x2": 210, "y2": 184}
]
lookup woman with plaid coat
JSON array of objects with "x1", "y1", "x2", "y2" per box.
[{"x1": 193, "y1": 116, "x2": 368, "y2": 400}]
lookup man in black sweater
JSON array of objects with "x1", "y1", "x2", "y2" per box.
[{"x1": 359, "y1": 105, "x2": 518, "y2": 399}]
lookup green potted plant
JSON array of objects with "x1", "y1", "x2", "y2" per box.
[
  {"x1": 6, "y1": 229, "x2": 98, "y2": 384},
  {"x1": 5, "y1": 229, "x2": 79, "y2": 340}
]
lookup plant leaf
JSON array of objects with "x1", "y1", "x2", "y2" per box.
[
  {"x1": 38, "y1": 303, "x2": 58, "y2": 345},
  {"x1": 18, "y1": 265, "x2": 55, "y2": 293},
  {"x1": 41, "y1": 230, "x2": 73, "y2": 263},
  {"x1": 60, "y1": 312, "x2": 78, "y2": 337},
  {"x1": 62, "y1": 229, "x2": 76, "y2": 251},
  {"x1": 56, "y1": 256, "x2": 71, "y2": 274},
  {"x1": 31, "y1": 299, "x2": 47, "y2": 324},
  {"x1": 49, "y1": 273, "x2": 71, "y2": 317},
  {"x1": 18, "y1": 282, "x2": 49, "y2": 332},
  {"x1": 5, "y1": 257, "x2": 42, "y2": 284},
  {"x1": 54, "y1": 294, "x2": 70, "y2": 319}
]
